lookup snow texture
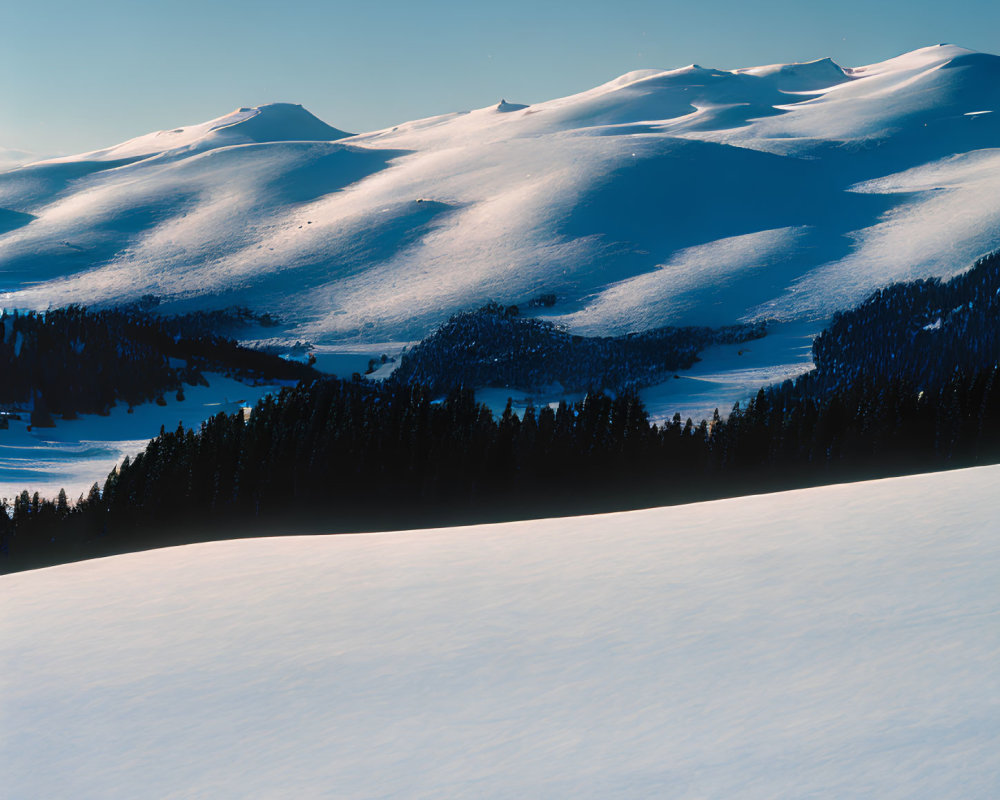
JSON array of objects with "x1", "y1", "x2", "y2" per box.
[{"x1": 3, "y1": 464, "x2": 1000, "y2": 798}]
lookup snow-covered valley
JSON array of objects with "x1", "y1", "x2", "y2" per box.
[{"x1": 3, "y1": 464, "x2": 998, "y2": 798}]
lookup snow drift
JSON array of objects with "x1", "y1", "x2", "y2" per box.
[
  {"x1": 0, "y1": 45, "x2": 998, "y2": 347},
  {"x1": 3, "y1": 464, "x2": 999, "y2": 798}
]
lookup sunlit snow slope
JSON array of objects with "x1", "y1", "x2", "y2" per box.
[
  {"x1": 3, "y1": 465, "x2": 999, "y2": 798},
  {"x1": 1, "y1": 45, "x2": 999, "y2": 346}
]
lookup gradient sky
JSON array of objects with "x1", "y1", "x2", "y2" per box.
[{"x1": 2, "y1": 0, "x2": 998, "y2": 156}]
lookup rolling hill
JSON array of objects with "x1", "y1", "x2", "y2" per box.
[
  {"x1": 3, "y1": 464, "x2": 998, "y2": 798},
  {"x1": 1, "y1": 44, "x2": 998, "y2": 350}
]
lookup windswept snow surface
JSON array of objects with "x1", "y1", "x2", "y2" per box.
[
  {"x1": 2, "y1": 45, "x2": 999, "y2": 351},
  {"x1": 4, "y1": 465, "x2": 1000, "y2": 798}
]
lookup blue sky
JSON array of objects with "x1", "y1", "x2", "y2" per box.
[{"x1": 2, "y1": 0, "x2": 998, "y2": 155}]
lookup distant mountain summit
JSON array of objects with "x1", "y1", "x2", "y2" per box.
[
  {"x1": 1, "y1": 45, "x2": 998, "y2": 347},
  {"x1": 42, "y1": 103, "x2": 352, "y2": 164}
]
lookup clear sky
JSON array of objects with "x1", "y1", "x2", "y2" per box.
[{"x1": 2, "y1": 0, "x2": 998, "y2": 156}]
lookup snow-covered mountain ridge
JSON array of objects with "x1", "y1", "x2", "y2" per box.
[{"x1": 1, "y1": 44, "x2": 998, "y2": 347}]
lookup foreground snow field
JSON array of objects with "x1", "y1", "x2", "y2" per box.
[{"x1": 4, "y1": 466, "x2": 999, "y2": 798}]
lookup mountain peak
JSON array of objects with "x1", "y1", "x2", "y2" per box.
[
  {"x1": 41, "y1": 103, "x2": 351, "y2": 165},
  {"x1": 213, "y1": 103, "x2": 353, "y2": 143}
]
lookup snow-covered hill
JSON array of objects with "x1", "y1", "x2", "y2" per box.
[
  {"x1": 3, "y1": 464, "x2": 999, "y2": 798},
  {"x1": 1, "y1": 45, "x2": 998, "y2": 349}
]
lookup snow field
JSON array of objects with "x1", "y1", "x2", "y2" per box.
[{"x1": 3, "y1": 464, "x2": 999, "y2": 798}]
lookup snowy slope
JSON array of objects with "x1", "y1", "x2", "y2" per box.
[
  {"x1": 3, "y1": 465, "x2": 1000, "y2": 798},
  {"x1": 1, "y1": 45, "x2": 998, "y2": 351},
  {"x1": 0, "y1": 148, "x2": 37, "y2": 171}
]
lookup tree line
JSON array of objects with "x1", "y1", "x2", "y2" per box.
[
  {"x1": 1, "y1": 250, "x2": 999, "y2": 572},
  {"x1": 3, "y1": 360, "x2": 998, "y2": 572},
  {"x1": 0, "y1": 304, "x2": 315, "y2": 425}
]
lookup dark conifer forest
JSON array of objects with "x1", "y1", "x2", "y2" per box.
[
  {"x1": 0, "y1": 304, "x2": 315, "y2": 424},
  {"x1": 1, "y1": 251, "x2": 999, "y2": 573},
  {"x1": 810, "y1": 250, "x2": 1000, "y2": 392},
  {"x1": 393, "y1": 302, "x2": 766, "y2": 394}
]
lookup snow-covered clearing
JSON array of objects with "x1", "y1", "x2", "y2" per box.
[
  {"x1": 0, "y1": 374, "x2": 283, "y2": 501},
  {"x1": 4, "y1": 464, "x2": 999, "y2": 798}
]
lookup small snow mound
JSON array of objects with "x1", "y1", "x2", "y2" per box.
[
  {"x1": 496, "y1": 99, "x2": 529, "y2": 113},
  {"x1": 650, "y1": 64, "x2": 727, "y2": 80},
  {"x1": 940, "y1": 50, "x2": 1000, "y2": 74},
  {"x1": 602, "y1": 69, "x2": 665, "y2": 89},
  {"x1": 738, "y1": 57, "x2": 849, "y2": 91}
]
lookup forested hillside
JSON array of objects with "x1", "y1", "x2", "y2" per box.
[
  {"x1": 812, "y1": 250, "x2": 1000, "y2": 392},
  {"x1": 394, "y1": 302, "x2": 765, "y2": 394},
  {"x1": 4, "y1": 361, "x2": 998, "y2": 572},
  {"x1": 2, "y1": 250, "x2": 999, "y2": 572},
  {"x1": 0, "y1": 305, "x2": 314, "y2": 425}
]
